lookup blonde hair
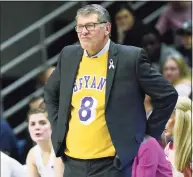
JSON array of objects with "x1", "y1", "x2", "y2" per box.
[
  {"x1": 173, "y1": 96, "x2": 192, "y2": 172},
  {"x1": 162, "y1": 56, "x2": 191, "y2": 84}
]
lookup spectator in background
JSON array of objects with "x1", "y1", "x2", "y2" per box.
[
  {"x1": 162, "y1": 55, "x2": 191, "y2": 97},
  {"x1": 132, "y1": 135, "x2": 172, "y2": 177},
  {"x1": 176, "y1": 21, "x2": 192, "y2": 68},
  {"x1": 141, "y1": 27, "x2": 182, "y2": 71},
  {"x1": 111, "y1": 3, "x2": 145, "y2": 47},
  {"x1": 20, "y1": 97, "x2": 45, "y2": 164},
  {"x1": 156, "y1": 2, "x2": 191, "y2": 36},
  {"x1": 164, "y1": 97, "x2": 192, "y2": 177},
  {"x1": 1, "y1": 151, "x2": 26, "y2": 177},
  {"x1": 0, "y1": 119, "x2": 19, "y2": 161},
  {"x1": 26, "y1": 108, "x2": 54, "y2": 177},
  {"x1": 39, "y1": 99, "x2": 65, "y2": 177}
]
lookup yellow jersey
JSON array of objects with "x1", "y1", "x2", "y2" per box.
[{"x1": 65, "y1": 50, "x2": 115, "y2": 159}]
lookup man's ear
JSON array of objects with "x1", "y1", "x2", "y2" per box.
[{"x1": 105, "y1": 22, "x2": 111, "y2": 36}]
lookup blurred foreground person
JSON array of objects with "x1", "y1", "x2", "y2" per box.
[
  {"x1": 1, "y1": 151, "x2": 26, "y2": 177},
  {"x1": 165, "y1": 97, "x2": 192, "y2": 177},
  {"x1": 0, "y1": 119, "x2": 19, "y2": 161}
]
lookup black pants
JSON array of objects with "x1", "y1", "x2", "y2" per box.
[{"x1": 63, "y1": 155, "x2": 132, "y2": 177}]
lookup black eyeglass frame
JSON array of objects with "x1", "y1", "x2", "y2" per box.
[{"x1": 75, "y1": 22, "x2": 107, "y2": 33}]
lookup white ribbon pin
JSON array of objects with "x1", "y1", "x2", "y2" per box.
[{"x1": 109, "y1": 59, "x2": 115, "y2": 69}]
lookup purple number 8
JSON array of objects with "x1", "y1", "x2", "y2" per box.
[{"x1": 78, "y1": 97, "x2": 94, "y2": 121}]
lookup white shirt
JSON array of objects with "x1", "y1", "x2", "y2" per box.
[
  {"x1": 175, "y1": 83, "x2": 191, "y2": 97},
  {"x1": 0, "y1": 152, "x2": 26, "y2": 177},
  {"x1": 84, "y1": 39, "x2": 110, "y2": 58},
  {"x1": 34, "y1": 145, "x2": 54, "y2": 177}
]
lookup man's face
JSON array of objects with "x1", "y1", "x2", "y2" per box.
[
  {"x1": 76, "y1": 14, "x2": 111, "y2": 52},
  {"x1": 142, "y1": 33, "x2": 160, "y2": 59}
]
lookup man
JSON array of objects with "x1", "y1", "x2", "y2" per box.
[
  {"x1": 141, "y1": 27, "x2": 182, "y2": 72},
  {"x1": 44, "y1": 4, "x2": 178, "y2": 177},
  {"x1": 176, "y1": 20, "x2": 192, "y2": 68}
]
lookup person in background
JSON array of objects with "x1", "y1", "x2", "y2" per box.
[
  {"x1": 176, "y1": 21, "x2": 192, "y2": 68},
  {"x1": 156, "y1": 2, "x2": 191, "y2": 36},
  {"x1": 1, "y1": 151, "x2": 26, "y2": 177},
  {"x1": 164, "y1": 97, "x2": 192, "y2": 177},
  {"x1": 0, "y1": 119, "x2": 19, "y2": 161},
  {"x1": 132, "y1": 135, "x2": 172, "y2": 177},
  {"x1": 162, "y1": 55, "x2": 191, "y2": 97},
  {"x1": 26, "y1": 108, "x2": 54, "y2": 177},
  {"x1": 111, "y1": 3, "x2": 146, "y2": 47},
  {"x1": 141, "y1": 27, "x2": 182, "y2": 72}
]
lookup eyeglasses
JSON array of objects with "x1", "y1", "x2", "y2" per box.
[{"x1": 75, "y1": 22, "x2": 107, "y2": 33}]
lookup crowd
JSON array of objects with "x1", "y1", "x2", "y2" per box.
[{"x1": 0, "y1": 2, "x2": 192, "y2": 177}]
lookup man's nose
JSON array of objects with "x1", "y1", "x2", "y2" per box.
[{"x1": 81, "y1": 26, "x2": 89, "y2": 35}]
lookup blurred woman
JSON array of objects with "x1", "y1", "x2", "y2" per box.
[
  {"x1": 26, "y1": 108, "x2": 54, "y2": 177},
  {"x1": 132, "y1": 135, "x2": 172, "y2": 177},
  {"x1": 164, "y1": 97, "x2": 192, "y2": 177},
  {"x1": 111, "y1": 3, "x2": 146, "y2": 47},
  {"x1": 162, "y1": 56, "x2": 191, "y2": 97}
]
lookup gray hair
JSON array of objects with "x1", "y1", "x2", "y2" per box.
[{"x1": 76, "y1": 4, "x2": 111, "y2": 23}]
